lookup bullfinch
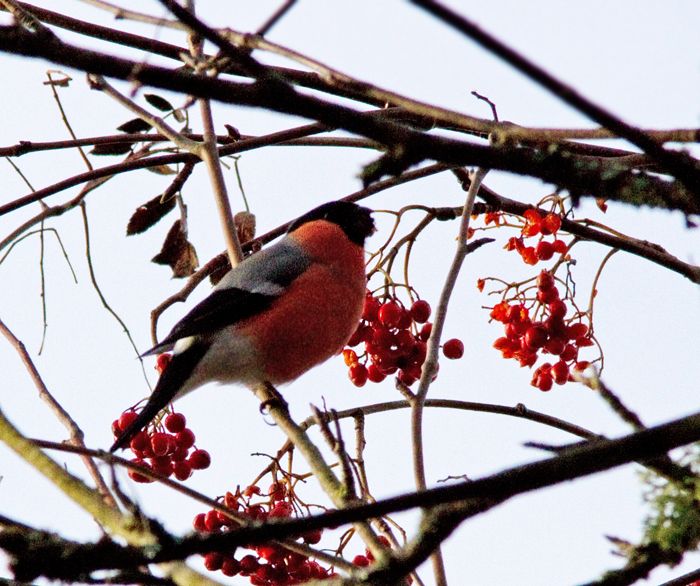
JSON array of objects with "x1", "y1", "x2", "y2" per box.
[{"x1": 111, "y1": 201, "x2": 375, "y2": 451}]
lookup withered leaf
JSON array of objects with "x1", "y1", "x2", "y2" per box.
[
  {"x1": 145, "y1": 94, "x2": 174, "y2": 112},
  {"x1": 224, "y1": 124, "x2": 241, "y2": 140},
  {"x1": 116, "y1": 118, "x2": 153, "y2": 133},
  {"x1": 89, "y1": 142, "x2": 132, "y2": 156},
  {"x1": 151, "y1": 220, "x2": 199, "y2": 278},
  {"x1": 126, "y1": 194, "x2": 177, "y2": 236},
  {"x1": 234, "y1": 211, "x2": 256, "y2": 244},
  {"x1": 208, "y1": 253, "x2": 231, "y2": 286},
  {"x1": 147, "y1": 165, "x2": 177, "y2": 175}
]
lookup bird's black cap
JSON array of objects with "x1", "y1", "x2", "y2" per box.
[{"x1": 287, "y1": 201, "x2": 375, "y2": 246}]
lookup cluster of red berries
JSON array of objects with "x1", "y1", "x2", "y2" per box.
[
  {"x1": 112, "y1": 410, "x2": 211, "y2": 482},
  {"x1": 112, "y1": 353, "x2": 210, "y2": 482},
  {"x1": 489, "y1": 270, "x2": 593, "y2": 391},
  {"x1": 351, "y1": 535, "x2": 393, "y2": 568},
  {"x1": 196, "y1": 483, "x2": 336, "y2": 585},
  {"x1": 343, "y1": 292, "x2": 464, "y2": 387},
  {"x1": 504, "y1": 210, "x2": 568, "y2": 266}
]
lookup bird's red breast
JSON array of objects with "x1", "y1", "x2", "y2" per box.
[{"x1": 237, "y1": 219, "x2": 367, "y2": 384}]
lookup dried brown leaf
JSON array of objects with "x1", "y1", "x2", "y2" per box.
[
  {"x1": 126, "y1": 194, "x2": 177, "y2": 236},
  {"x1": 151, "y1": 220, "x2": 199, "y2": 278}
]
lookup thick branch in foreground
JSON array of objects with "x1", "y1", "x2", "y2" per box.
[
  {"x1": 0, "y1": 25, "x2": 697, "y2": 215},
  {"x1": 7, "y1": 410, "x2": 700, "y2": 579}
]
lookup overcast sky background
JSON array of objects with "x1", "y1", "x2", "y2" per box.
[{"x1": 1, "y1": 2, "x2": 700, "y2": 585}]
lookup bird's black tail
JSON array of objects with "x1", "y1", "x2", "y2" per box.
[{"x1": 110, "y1": 343, "x2": 209, "y2": 452}]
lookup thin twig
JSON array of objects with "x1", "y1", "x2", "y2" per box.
[
  {"x1": 198, "y1": 98, "x2": 243, "y2": 266},
  {"x1": 255, "y1": 0, "x2": 298, "y2": 36},
  {"x1": 249, "y1": 382, "x2": 388, "y2": 564},
  {"x1": 413, "y1": 167, "x2": 489, "y2": 586},
  {"x1": 79, "y1": 202, "x2": 151, "y2": 387},
  {"x1": 409, "y1": 0, "x2": 700, "y2": 197},
  {"x1": 0, "y1": 316, "x2": 117, "y2": 507}
]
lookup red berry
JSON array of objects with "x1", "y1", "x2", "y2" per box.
[
  {"x1": 548, "y1": 299, "x2": 567, "y2": 319},
  {"x1": 173, "y1": 460, "x2": 193, "y2": 481},
  {"x1": 522, "y1": 223, "x2": 541, "y2": 238},
  {"x1": 573, "y1": 360, "x2": 591, "y2": 372},
  {"x1": 396, "y1": 308, "x2": 413, "y2": 330},
  {"x1": 239, "y1": 555, "x2": 259, "y2": 575},
  {"x1": 353, "y1": 555, "x2": 370, "y2": 567},
  {"x1": 347, "y1": 325, "x2": 366, "y2": 347},
  {"x1": 246, "y1": 506, "x2": 267, "y2": 522},
  {"x1": 568, "y1": 322, "x2": 589, "y2": 339},
  {"x1": 544, "y1": 316, "x2": 567, "y2": 338},
  {"x1": 537, "y1": 287, "x2": 559, "y2": 304},
  {"x1": 128, "y1": 459, "x2": 154, "y2": 484},
  {"x1": 203, "y1": 552, "x2": 224, "y2": 572},
  {"x1": 303, "y1": 529, "x2": 323, "y2": 545},
  {"x1": 576, "y1": 336, "x2": 595, "y2": 347},
  {"x1": 523, "y1": 209, "x2": 542, "y2": 223},
  {"x1": 371, "y1": 326, "x2": 394, "y2": 349},
  {"x1": 155, "y1": 353, "x2": 172, "y2": 374},
  {"x1": 189, "y1": 449, "x2": 211, "y2": 470},
  {"x1": 521, "y1": 246, "x2": 538, "y2": 265},
  {"x1": 349, "y1": 363, "x2": 369, "y2": 387},
  {"x1": 256, "y1": 565, "x2": 274, "y2": 581},
  {"x1": 489, "y1": 301, "x2": 510, "y2": 322},
  {"x1": 269, "y1": 502, "x2": 293, "y2": 518},
  {"x1": 204, "y1": 510, "x2": 222, "y2": 532},
  {"x1": 130, "y1": 430, "x2": 151, "y2": 453},
  {"x1": 151, "y1": 456, "x2": 174, "y2": 477},
  {"x1": 552, "y1": 239, "x2": 568, "y2": 253},
  {"x1": 176, "y1": 428, "x2": 196, "y2": 449},
  {"x1": 397, "y1": 369, "x2": 417, "y2": 387},
  {"x1": 193, "y1": 513, "x2": 207, "y2": 532},
  {"x1": 243, "y1": 485, "x2": 261, "y2": 498},
  {"x1": 505, "y1": 320, "x2": 530, "y2": 338},
  {"x1": 551, "y1": 361, "x2": 570, "y2": 385},
  {"x1": 524, "y1": 325, "x2": 548, "y2": 350},
  {"x1": 375, "y1": 354, "x2": 399, "y2": 375},
  {"x1": 221, "y1": 558, "x2": 240, "y2": 577},
  {"x1": 410, "y1": 299, "x2": 432, "y2": 323},
  {"x1": 560, "y1": 343, "x2": 578, "y2": 362},
  {"x1": 506, "y1": 304, "x2": 529, "y2": 323},
  {"x1": 170, "y1": 444, "x2": 189, "y2": 462},
  {"x1": 543, "y1": 213, "x2": 562, "y2": 235},
  {"x1": 443, "y1": 338, "x2": 464, "y2": 359},
  {"x1": 410, "y1": 340, "x2": 428, "y2": 365},
  {"x1": 362, "y1": 293, "x2": 380, "y2": 322},
  {"x1": 268, "y1": 482, "x2": 286, "y2": 501},
  {"x1": 257, "y1": 545, "x2": 280, "y2": 562},
  {"x1": 519, "y1": 352, "x2": 538, "y2": 368},
  {"x1": 536, "y1": 241, "x2": 554, "y2": 261},
  {"x1": 343, "y1": 348, "x2": 359, "y2": 367},
  {"x1": 536, "y1": 270, "x2": 555, "y2": 292},
  {"x1": 118, "y1": 410, "x2": 138, "y2": 432},
  {"x1": 224, "y1": 491, "x2": 239, "y2": 510},
  {"x1": 535, "y1": 373, "x2": 553, "y2": 391},
  {"x1": 164, "y1": 412, "x2": 186, "y2": 433},
  {"x1": 418, "y1": 323, "x2": 433, "y2": 341},
  {"x1": 367, "y1": 364, "x2": 387, "y2": 383},
  {"x1": 394, "y1": 329, "x2": 415, "y2": 354},
  {"x1": 378, "y1": 301, "x2": 403, "y2": 328},
  {"x1": 543, "y1": 337, "x2": 566, "y2": 356},
  {"x1": 151, "y1": 432, "x2": 175, "y2": 457}
]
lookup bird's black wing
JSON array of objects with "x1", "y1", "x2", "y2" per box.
[{"x1": 144, "y1": 288, "x2": 276, "y2": 356}]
